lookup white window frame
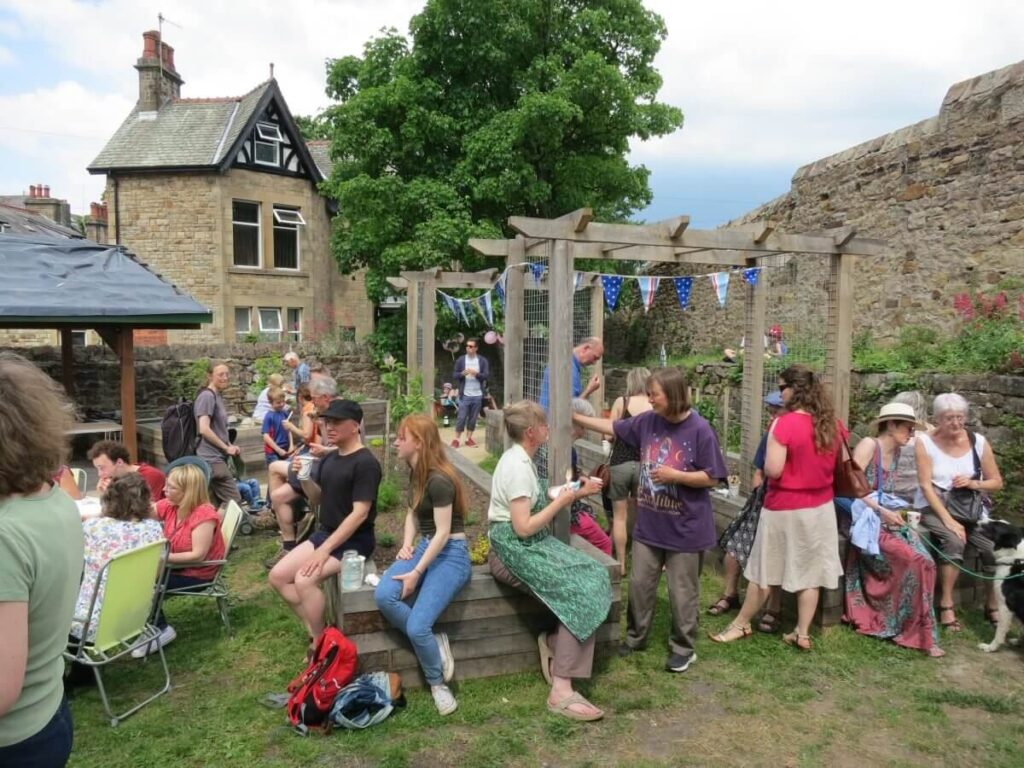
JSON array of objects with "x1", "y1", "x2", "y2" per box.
[
  {"x1": 272, "y1": 206, "x2": 303, "y2": 271},
  {"x1": 256, "y1": 121, "x2": 284, "y2": 142},
  {"x1": 231, "y1": 200, "x2": 261, "y2": 268},
  {"x1": 258, "y1": 307, "x2": 283, "y2": 342},
  {"x1": 254, "y1": 140, "x2": 280, "y2": 166},
  {"x1": 234, "y1": 307, "x2": 252, "y2": 340},
  {"x1": 287, "y1": 308, "x2": 303, "y2": 343}
]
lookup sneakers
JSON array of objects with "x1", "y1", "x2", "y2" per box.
[
  {"x1": 665, "y1": 652, "x2": 696, "y2": 673},
  {"x1": 435, "y1": 632, "x2": 455, "y2": 683},
  {"x1": 618, "y1": 642, "x2": 640, "y2": 658},
  {"x1": 450, "y1": 439, "x2": 460, "y2": 448},
  {"x1": 431, "y1": 684, "x2": 458, "y2": 716},
  {"x1": 131, "y1": 624, "x2": 176, "y2": 658},
  {"x1": 465, "y1": 437, "x2": 478, "y2": 447}
]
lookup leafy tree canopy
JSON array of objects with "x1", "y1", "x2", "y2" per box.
[{"x1": 319, "y1": 0, "x2": 683, "y2": 302}]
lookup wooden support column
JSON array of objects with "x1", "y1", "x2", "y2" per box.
[
  {"x1": 589, "y1": 277, "x2": 604, "y2": 415},
  {"x1": 740, "y1": 259, "x2": 768, "y2": 492},
  {"x1": 96, "y1": 325, "x2": 137, "y2": 461},
  {"x1": 59, "y1": 328, "x2": 75, "y2": 397},
  {"x1": 421, "y1": 279, "x2": 438, "y2": 411},
  {"x1": 405, "y1": 278, "x2": 420, "y2": 373},
  {"x1": 503, "y1": 239, "x2": 527, "y2": 450},
  {"x1": 548, "y1": 238, "x2": 574, "y2": 543},
  {"x1": 826, "y1": 254, "x2": 854, "y2": 424}
]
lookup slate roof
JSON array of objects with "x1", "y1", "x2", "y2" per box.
[
  {"x1": 88, "y1": 79, "x2": 322, "y2": 182},
  {"x1": 0, "y1": 234, "x2": 211, "y2": 326},
  {"x1": 0, "y1": 202, "x2": 83, "y2": 238},
  {"x1": 306, "y1": 140, "x2": 334, "y2": 179}
]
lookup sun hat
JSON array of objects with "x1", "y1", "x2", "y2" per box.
[{"x1": 869, "y1": 402, "x2": 925, "y2": 433}]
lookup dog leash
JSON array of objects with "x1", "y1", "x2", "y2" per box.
[{"x1": 916, "y1": 533, "x2": 1024, "y2": 581}]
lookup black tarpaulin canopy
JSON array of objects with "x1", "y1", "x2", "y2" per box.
[{"x1": 0, "y1": 233, "x2": 213, "y2": 459}]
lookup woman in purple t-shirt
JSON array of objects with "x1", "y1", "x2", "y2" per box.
[{"x1": 573, "y1": 368, "x2": 728, "y2": 674}]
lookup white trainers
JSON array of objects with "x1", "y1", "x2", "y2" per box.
[
  {"x1": 431, "y1": 684, "x2": 458, "y2": 716},
  {"x1": 131, "y1": 624, "x2": 176, "y2": 658},
  {"x1": 435, "y1": 632, "x2": 455, "y2": 683}
]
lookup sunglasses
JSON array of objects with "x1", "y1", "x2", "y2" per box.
[{"x1": 778, "y1": 384, "x2": 791, "y2": 392}]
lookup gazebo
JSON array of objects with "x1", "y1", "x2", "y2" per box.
[{"x1": 0, "y1": 233, "x2": 212, "y2": 459}]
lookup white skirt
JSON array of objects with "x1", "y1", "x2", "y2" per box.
[{"x1": 743, "y1": 500, "x2": 843, "y2": 592}]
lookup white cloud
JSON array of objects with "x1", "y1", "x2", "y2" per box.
[{"x1": 0, "y1": 44, "x2": 13, "y2": 65}]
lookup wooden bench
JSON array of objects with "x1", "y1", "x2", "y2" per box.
[{"x1": 326, "y1": 536, "x2": 621, "y2": 688}]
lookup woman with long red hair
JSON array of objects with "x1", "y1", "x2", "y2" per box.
[{"x1": 375, "y1": 413, "x2": 472, "y2": 716}]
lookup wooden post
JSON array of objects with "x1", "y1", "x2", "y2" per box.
[
  {"x1": 115, "y1": 328, "x2": 137, "y2": 461},
  {"x1": 405, "y1": 278, "x2": 420, "y2": 372},
  {"x1": 59, "y1": 328, "x2": 75, "y2": 397},
  {"x1": 548, "y1": 238, "x2": 573, "y2": 543},
  {"x1": 422, "y1": 279, "x2": 437, "y2": 411},
  {"x1": 502, "y1": 239, "x2": 526, "y2": 450},
  {"x1": 721, "y1": 385, "x2": 731, "y2": 452},
  {"x1": 740, "y1": 258, "x2": 768, "y2": 492},
  {"x1": 827, "y1": 253, "x2": 854, "y2": 424},
  {"x1": 589, "y1": 277, "x2": 604, "y2": 415}
]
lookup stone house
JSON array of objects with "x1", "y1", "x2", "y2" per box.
[{"x1": 86, "y1": 30, "x2": 374, "y2": 346}]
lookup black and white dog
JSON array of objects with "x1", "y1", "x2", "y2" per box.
[{"x1": 977, "y1": 520, "x2": 1024, "y2": 653}]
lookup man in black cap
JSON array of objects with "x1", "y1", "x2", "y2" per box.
[{"x1": 268, "y1": 399, "x2": 381, "y2": 640}]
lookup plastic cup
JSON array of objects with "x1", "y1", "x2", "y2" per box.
[
  {"x1": 297, "y1": 454, "x2": 314, "y2": 480},
  {"x1": 727, "y1": 475, "x2": 741, "y2": 498}
]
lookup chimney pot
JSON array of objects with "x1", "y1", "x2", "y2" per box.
[
  {"x1": 28, "y1": 185, "x2": 37, "y2": 198},
  {"x1": 100, "y1": 203, "x2": 108, "y2": 221},
  {"x1": 42, "y1": 184, "x2": 50, "y2": 198},
  {"x1": 142, "y1": 30, "x2": 159, "y2": 58},
  {"x1": 162, "y1": 42, "x2": 176, "y2": 73}
]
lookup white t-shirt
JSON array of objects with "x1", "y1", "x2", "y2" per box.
[
  {"x1": 913, "y1": 431, "x2": 988, "y2": 509},
  {"x1": 462, "y1": 355, "x2": 483, "y2": 397},
  {"x1": 487, "y1": 443, "x2": 539, "y2": 523}
]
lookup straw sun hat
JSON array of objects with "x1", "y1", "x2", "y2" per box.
[{"x1": 868, "y1": 402, "x2": 926, "y2": 433}]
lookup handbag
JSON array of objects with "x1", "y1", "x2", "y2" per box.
[
  {"x1": 938, "y1": 431, "x2": 985, "y2": 525},
  {"x1": 833, "y1": 431, "x2": 870, "y2": 499}
]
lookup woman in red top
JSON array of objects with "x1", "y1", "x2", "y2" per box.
[
  {"x1": 138, "y1": 463, "x2": 225, "y2": 657},
  {"x1": 711, "y1": 365, "x2": 844, "y2": 650}
]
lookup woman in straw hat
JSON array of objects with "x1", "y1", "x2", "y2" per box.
[{"x1": 844, "y1": 402, "x2": 943, "y2": 657}]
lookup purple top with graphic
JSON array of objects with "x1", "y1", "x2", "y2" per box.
[{"x1": 613, "y1": 410, "x2": 728, "y2": 553}]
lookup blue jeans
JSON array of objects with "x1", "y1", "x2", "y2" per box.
[
  {"x1": 0, "y1": 695, "x2": 73, "y2": 768},
  {"x1": 236, "y1": 478, "x2": 261, "y2": 507},
  {"x1": 375, "y1": 537, "x2": 471, "y2": 685}
]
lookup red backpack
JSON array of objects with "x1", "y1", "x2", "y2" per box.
[{"x1": 286, "y1": 627, "x2": 358, "y2": 731}]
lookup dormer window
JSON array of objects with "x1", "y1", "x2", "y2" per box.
[
  {"x1": 254, "y1": 122, "x2": 282, "y2": 166},
  {"x1": 256, "y1": 122, "x2": 284, "y2": 142}
]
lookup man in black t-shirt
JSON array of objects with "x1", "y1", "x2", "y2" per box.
[{"x1": 268, "y1": 399, "x2": 381, "y2": 639}]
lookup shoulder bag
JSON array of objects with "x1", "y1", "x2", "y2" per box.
[
  {"x1": 938, "y1": 431, "x2": 985, "y2": 525},
  {"x1": 833, "y1": 430, "x2": 870, "y2": 499}
]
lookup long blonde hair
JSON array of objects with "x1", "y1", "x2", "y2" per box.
[
  {"x1": 398, "y1": 413, "x2": 467, "y2": 519},
  {"x1": 168, "y1": 464, "x2": 211, "y2": 518}
]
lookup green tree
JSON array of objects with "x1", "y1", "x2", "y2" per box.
[{"x1": 320, "y1": 0, "x2": 683, "y2": 309}]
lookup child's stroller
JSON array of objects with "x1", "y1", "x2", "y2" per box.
[{"x1": 439, "y1": 383, "x2": 459, "y2": 427}]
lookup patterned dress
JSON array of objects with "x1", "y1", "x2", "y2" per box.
[
  {"x1": 71, "y1": 517, "x2": 164, "y2": 641},
  {"x1": 843, "y1": 442, "x2": 940, "y2": 653}
]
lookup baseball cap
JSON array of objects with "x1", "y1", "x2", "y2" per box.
[{"x1": 319, "y1": 399, "x2": 363, "y2": 423}]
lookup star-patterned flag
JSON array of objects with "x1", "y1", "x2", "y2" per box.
[
  {"x1": 709, "y1": 272, "x2": 730, "y2": 308},
  {"x1": 601, "y1": 275, "x2": 625, "y2": 311},
  {"x1": 477, "y1": 291, "x2": 494, "y2": 325},
  {"x1": 742, "y1": 267, "x2": 761, "y2": 287},
  {"x1": 673, "y1": 277, "x2": 693, "y2": 310},
  {"x1": 528, "y1": 262, "x2": 545, "y2": 286},
  {"x1": 636, "y1": 276, "x2": 660, "y2": 313},
  {"x1": 494, "y1": 271, "x2": 507, "y2": 306}
]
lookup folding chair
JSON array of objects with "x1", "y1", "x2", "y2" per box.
[
  {"x1": 161, "y1": 500, "x2": 245, "y2": 634},
  {"x1": 69, "y1": 467, "x2": 88, "y2": 494},
  {"x1": 64, "y1": 540, "x2": 171, "y2": 727}
]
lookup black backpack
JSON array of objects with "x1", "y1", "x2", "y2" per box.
[{"x1": 161, "y1": 398, "x2": 200, "y2": 462}]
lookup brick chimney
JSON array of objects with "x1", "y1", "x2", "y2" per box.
[
  {"x1": 135, "y1": 30, "x2": 184, "y2": 112},
  {"x1": 24, "y1": 184, "x2": 72, "y2": 227},
  {"x1": 85, "y1": 202, "x2": 110, "y2": 243}
]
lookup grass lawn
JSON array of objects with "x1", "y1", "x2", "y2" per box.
[{"x1": 67, "y1": 533, "x2": 1024, "y2": 768}]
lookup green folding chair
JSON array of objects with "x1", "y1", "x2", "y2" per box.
[
  {"x1": 64, "y1": 539, "x2": 171, "y2": 727},
  {"x1": 161, "y1": 500, "x2": 245, "y2": 634}
]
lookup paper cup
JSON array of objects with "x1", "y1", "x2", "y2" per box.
[
  {"x1": 906, "y1": 510, "x2": 921, "y2": 530},
  {"x1": 727, "y1": 475, "x2": 741, "y2": 498},
  {"x1": 297, "y1": 454, "x2": 314, "y2": 480}
]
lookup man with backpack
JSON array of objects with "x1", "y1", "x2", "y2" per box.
[{"x1": 194, "y1": 360, "x2": 243, "y2": 507}]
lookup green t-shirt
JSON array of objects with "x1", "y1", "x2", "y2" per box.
[
  {"x1": 411, "y1": 471, "x2": 461, "y2": 537},
  {"x1": 0, "y1": 486, "x2": 84, "y2": 747}
]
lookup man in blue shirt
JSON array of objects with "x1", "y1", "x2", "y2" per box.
[
  {"x1": 283, "y1": 351, "x2": 310, "y2": 395},
  {"x1": 538, "y1": 336, "x2": 604, "y2": 411}
]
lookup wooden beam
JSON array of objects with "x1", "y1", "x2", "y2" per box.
[
  {"x1": 386, "y1": 277, "x2": 409, "y2": 291},
  {"x1": 421, "y1": 279, "x2": 437, "y2": 410},
  {"x1": 548, "y1": 238, "x2": 573, "y2": 543},
  {"x1": 400, "y1": 270, "x2": 499, "y2": 289},
  {"x1": 657, "y1": 215, "x2": 690, "y2": 239},
  {"x1": 606, "y1": 245, "x2": 750, "y2": 267},
  {"x1": 571, "y1": 208, "x2": 593, "y2": 233},
  {"x1": 467, "y1": 238, "x2": 509, "y2": 257},
  {"x1": 832, "y1": 226, "x2": 857, "y2": 247},
  {"x1": 405, "y1": 279, "x2": 420, "y2": 372},
  {"x1": 827, "y1": 254, "x2": 855, "y2": 425},
  {"x1": 59, "y1": 329, "x2": 75, "y2": 397},
  {"x1": 753, "y1": 221, "x2": 775, "y2": 245},
  {"x1": 588, "y1": 277, "x2": 604, "y2": 417},
  {"x1": 503, "y1": 238, "x2": 526, "y2": 420},
  {"x1": 507, "y1": 216, "x2": 886, "y2": 257}
]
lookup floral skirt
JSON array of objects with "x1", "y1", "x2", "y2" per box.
[{"x1": 844, "y1": 526, "x2": 940, "y2": 653}]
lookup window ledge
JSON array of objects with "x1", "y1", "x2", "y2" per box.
[{"x1": 228, "y1": 267, "x2": 308, "y2": 278}]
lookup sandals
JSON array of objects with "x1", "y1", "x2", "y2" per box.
[
  {"x1": 938, "y1": 605, "x2": 962, "y2": 633},
  {"x1": 707, "y1": 593, "x2": 740, "y2": 616},
  {"x1": 547, "y1": 691, "x2": 604, "y2": 722},
  {"x1": 537, "y1": 632, "x2": 554, "y2": 686},
  {"x1": 708, "y1": 624, "x2": 753, "y2": 644},
  {"x1": 782, "y1": 632, "x2": 813, "y2": 651},
  {"x1": 756, "y1": 610, "x2": 780, "y2": 634}
]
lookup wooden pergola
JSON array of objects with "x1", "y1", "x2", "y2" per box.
[{"x1": 395, "y1": 209, "x2": 886, "y2": 539}]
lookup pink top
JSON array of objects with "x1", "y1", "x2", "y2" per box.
[
  {"x1": 155, "y1": 499, "x2": 225, "y2": 581},
  {"x1": 764, "y1": 412, "x2": 843, "y2": 510}
]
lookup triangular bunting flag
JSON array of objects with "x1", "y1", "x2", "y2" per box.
[
  {"x1": 528, "y1": 262, "x2": 545, "y2": 286},
  {"x1": 709, "y1": 272, "x2": 730, "y2": 308},
  {"x1": 742, "y1": 267, "x2": 761, "y2": 287},
  {"x1": 494, "y1": 271, "x2": 507, "y2": 306},
  {"x1": 477, "y1": 292, "x2": 494, "y2": 326},
  {"x1": 440, "y1": 291, "x2": 459, "y2": 318},
  {"x1": 601, "y1": 275, "x2": 624, "y2": 311},
  {"x1": 573, "y1": 272, "x2": 584, "y2": 292},
  {"x1": 456, "y1": 299, "x2": 471, "y2": 326},
  {"x1": 673, "y1": 277, "x2": 693, "y2": 310},
  {"x1": 636, "y1": 276, "x2": 661, "y2": 313}
]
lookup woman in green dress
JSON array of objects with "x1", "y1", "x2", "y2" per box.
[{"x1": 487, "y1": 400, "x2": 611, "y2": 722}]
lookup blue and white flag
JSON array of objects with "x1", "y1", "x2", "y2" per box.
[
  {"x1": 601, "y1": 275, "x2": 625, "y2": 311},
  {"x1": 528, "y1": 262, "x2": 545, "y2": 286},
  {"x1": 494, "y1": 271, "x2": 507, "y2": 306},
  {"x1": 673, "y1": 277, "x2": 693, "y2": 311},
  {"x1": 441, "y1": 291, "x2": 459, "y2": 318},
  {"x1": 477, "y1": 291, "x2": 494, "y2": 326},
  {"x1": 742, "y1": 267, "x2": 761, "y2": 287},
  {"x1": 573, "y1": 272, "x2": 585, "y2": 292},
  {"x1": 456, "y1": 299, "x2": 471, "y2": 326},
  {"x1": 636, "y1": 276, "x2": 660, "y2": 313},
  {"x1": 709, "y1": 272, "x2": 730, "y2": 308}
]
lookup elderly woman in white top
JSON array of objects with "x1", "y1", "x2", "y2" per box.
[{"x1": 915, "y1": 393, "x2": 1003, "y2": 631}]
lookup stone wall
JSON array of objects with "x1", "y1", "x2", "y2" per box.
[
  {"x1": 3, "y1": 341, "x2": 386, "y2": 419},
  {"x1": 645, "y1": 59, "x2": 1024, "y2": 355}
]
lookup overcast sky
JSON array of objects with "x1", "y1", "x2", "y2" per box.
[{"x1": 1, "y1": 0, "x2": 1022, "y2": 227}]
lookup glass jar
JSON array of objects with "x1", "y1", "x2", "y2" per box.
[{"x1": 341, "y1": 550, "x2": 365, "y2": 592}]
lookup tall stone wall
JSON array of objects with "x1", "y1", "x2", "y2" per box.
[
  {"x1": 2, "y1": 341, "x2": 386, "y2": 419},
  {"x1": 647, "y1": 59, "x2": 1024, "y2": 355}
]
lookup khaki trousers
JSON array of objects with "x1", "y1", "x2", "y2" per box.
[{"x1": 625, "y1": 540, "x2": 702, "y2": 657}]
